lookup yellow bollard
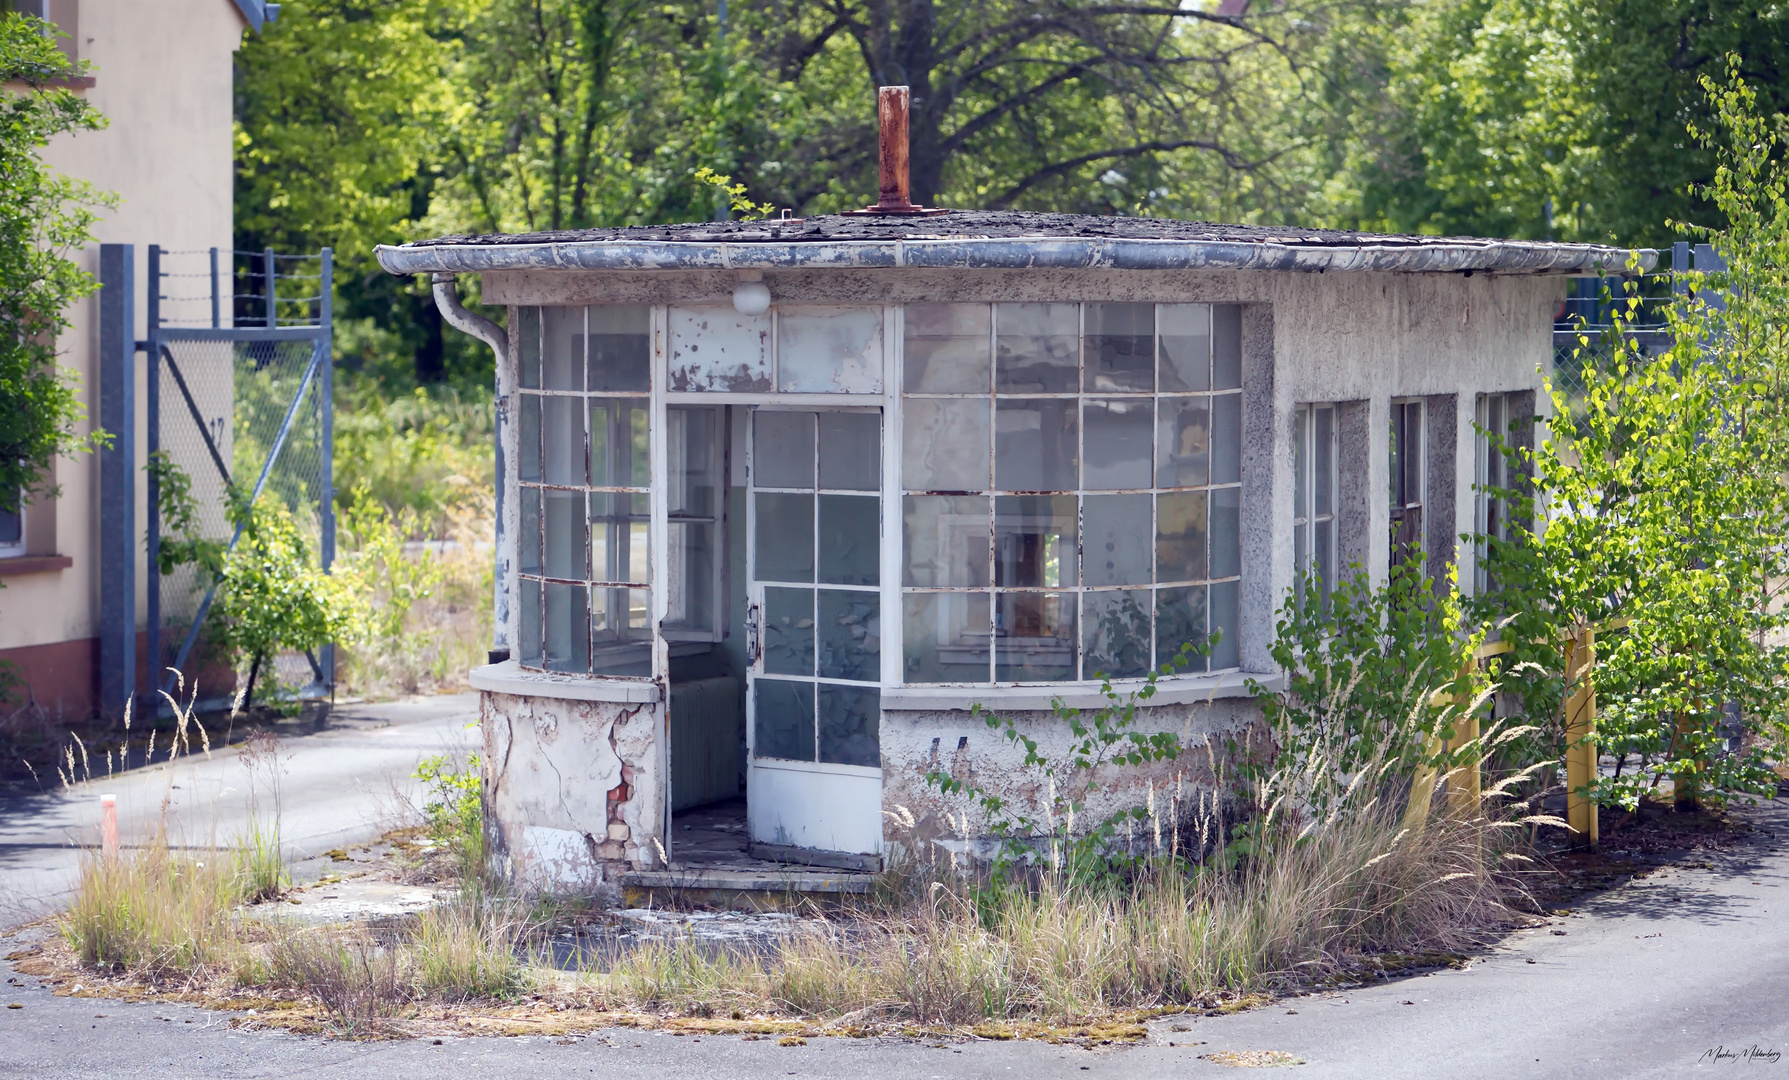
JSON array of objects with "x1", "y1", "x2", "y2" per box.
[{"x1": 1563, "y1": 626, "x2": 1598, "y2": 847}]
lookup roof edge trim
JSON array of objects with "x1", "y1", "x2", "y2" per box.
[{"x1": 375, "y1": 236, "x2": 1656, "y2": 277}]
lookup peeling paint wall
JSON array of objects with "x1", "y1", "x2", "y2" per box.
[
  {"x1": 880, "y1": 698, "x2": 1263, "y2": 858},
  {"x1": 481, "y1": 691, "x2": 664, "y2": 891}
]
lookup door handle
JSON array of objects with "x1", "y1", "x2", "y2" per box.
[{"x1": 745, "y1": 601, "x2": 761, "y2": 666}]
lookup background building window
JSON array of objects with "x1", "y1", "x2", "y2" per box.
[
  {"x1": 1389, "y1": 398, "x2": 1424, "y2": 570},
  {"x1": 901, "y1": 301, "x2": 1244, "y2": 684},
  {"x1": 1293, "y1": 403, "x2": 1336, "y2": 604},
  {"x1": 0, "y1": 495, "x2": 23, "y2": 559}
]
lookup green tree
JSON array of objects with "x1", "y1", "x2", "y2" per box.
[
  {"x1": 1475, "y1": 66, "x2": 1789, "y2": 808},
  {"x1": 0, "y1": 13, "x2": 111, "y2": 515},
  {"x1": 1344, "y1": 0, "x2": 1789, "y2": 246}
]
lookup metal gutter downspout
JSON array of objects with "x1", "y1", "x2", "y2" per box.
[{"x1": 432, "y1": 273, "x2": 514, "y2": 663}]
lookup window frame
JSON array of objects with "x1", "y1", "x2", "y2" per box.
[
  {"x1": 1473, "y1": 391, "x2": 1523, "y2": 595},
  {"x1": 0, "y1": 492, "x2": 24, "y2": 559},
  {"x1": 897, "y1": 301, "x2": 1245, "y2": 687},
  {"x1": 1293, "y1": 402, "x2": 1337, "y2": 605},
  {"x1": 1388, "y1": 397, "x2": 1425, "y2": 571}
]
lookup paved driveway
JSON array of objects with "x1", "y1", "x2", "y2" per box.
[{"x1": 0, "y1": 694, "x2": 480, "y2": 923}]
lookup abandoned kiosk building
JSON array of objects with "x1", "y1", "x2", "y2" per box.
[{"x1": 377, "y1": 209, "x2": 1644, "y2": 889}]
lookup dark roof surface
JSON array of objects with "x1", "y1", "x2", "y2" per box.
[{"x1": 412, "y1": 211, "x2": 1481, "y2": 249}]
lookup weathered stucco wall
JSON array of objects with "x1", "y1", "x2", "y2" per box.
[
  {"x1": 482, "y1": 691, "x2": 665, "y2": 890},
  {"x1": 881, "y1": 697, "x2": 1262, "y2": 860}
]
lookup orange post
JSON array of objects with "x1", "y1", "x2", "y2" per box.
[{"x1": 100, "y1": 793, "x2": 118, "y2": 857}]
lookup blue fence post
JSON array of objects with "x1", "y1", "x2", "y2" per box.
[
  {"x1": 318, "y1": 248, "x2": 335, "y2": 693},
  {"x1": 98, "y1": 244, "x2": 136, "y2": 720},
  {"x1": 145, "y1": 245, "x2": 162, "y2": 707}
]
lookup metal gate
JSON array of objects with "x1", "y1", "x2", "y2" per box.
[{"x1": 143, "y1": 245, "x2": 335, "y2": 705}]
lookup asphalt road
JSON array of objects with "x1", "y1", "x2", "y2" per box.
[
  {"x1": 1, "y1": 798, "x2": 1783, "y2": 1078},
  {"x1": 0, "y1": 694, "x2": 481, "y2": 923}
]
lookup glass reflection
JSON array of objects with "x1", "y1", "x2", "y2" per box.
[
  {"x1": 902, "y1": 495, "x2": 989, "y2": 588},
  {"x1": 819, "y1": 494, "x2": 879, "y2": 586},
  {"x1": 1156, "y1": 490, "x2": 1207, "y2": 584},
  {"x1": 995, "y1": 303, "x2": 1079, "y2": 393},
  {"x1": 1081, "y1": 493, "x2": 1151, "y2": 586},
  {"x1": 904, "y1": 303, "x2": 991, "y2": 393},
  {"x1": 903, "y1": 592, "x2": 990, "y2": 682},
  {"x1": 1083, "y1": 589, "x2": 1153, "y2": 679},
  {"x1": 1155, "y1": 585, "x2": 1208, "y2": 672},
  {"x1": 1083, "y1": 399, "x2": 1152, "y2": 489},
  {"x1": 755, "y1": 492, "x2": 814, "y2": 583},
  {"x1": 995, "y1": 399, "x2": 1077, "y2": 492},
  {"x1": 1158, "y1": 304, "x2": 1211, "y2": 392},
  {"x1": 995, "y1": 495, "x2": 1076, "y2": 588},
  {"x1": 818, "y1": 412, "x2": 880, "y2": 491},
  {"x1": 902, "y1": 398, "x2": 989, "y2": 492},
  {"x1": 818, "y1": 590, "x2": 879, "y2": 681},
  {"x1": 995, "y1": 592, "x2": 1075, "y2": 681},
  {"x1": 763, "y1": 586, "x2": 815, "y2": 676},
  {"x1": 1084, "y1": 303, "x2": 1154, "y2": 392},
  {"x1": 755, "y1": 411, "x2": 814, "y2": 489},
  {"x1": 587, "y1": 305, "x2": 650, "y2": 392},
  {"x1": 1157, "y1": 397, "x2": 1209, "y2": 489},
  {"x1": 755, "y1": 679, "x2": 815, "y2": 762},
  {"x1": 819, "y1": 684, "x2": 880, "y2": 767}
]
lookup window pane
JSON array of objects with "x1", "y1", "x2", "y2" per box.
[
  {"x1": 589, "y1": 398, "x2": 649, "y2": 489},
  {"x1": 819, "y1": 684, "x2": 880, "y2": 767},
  {"x1": 904, "y1": 303, "x2": 990, "y2": 393},
  {"x1": 1314, "y1": 405, "x2": 1334, "y2": 516},
  {"x1": 519, "y1": 577, "x2": 543, "y2": 667},
  {"x1": 667, "y1": 406, "x2": 721, "y2": 518},
  {"x1": 665, "y1": 521, "x2": 715, "y2": 632},
  {"x1": 1084, "y1": 302, "x2": 1154, "y2": 392},
  {"x1": 592, "y1": 587, "x2": 652, "y2": 676},
  {"x1": 1403, "y1": 404, "x2": 1423, "y2": 505},
  {"x1": 543, "y1": 490, "x2": 586, "y2": 580},
  {"x1": 754, "y1": 679, "x2": 815, "y2": 762},
  {"x1": 818, "y1": 412, "x2": 880, "y2": 491},
  {"x1": 754, "y1": 411, "x2": 814, "y2": 489},
  {"x1": 1315, "y1": 518, "x2": 1334, "y2": 600},
  {"x1": 1210, "y1": 579, "x2": 1239, "y2": 668},
  {"x1": 1082, "y1": 493, "x2": 1151, "y2": 586},
  {"x1": 1156, "y1": 490, "x2": 1207, "y2": 583},
  {"x1": 519, "y1": 394, "x2": 541, "y2": 483},
  {"x1": 995, "y1": 302, "x2": 1078, "y2": 393},
  {"x1": 819, "y1": 494, "x2": 879, "y2": 586},
  {"x1": 1293, "y1": 404, "x2": 1308, "y2": 522},
  {"x1": 778, "y1": 306, "x2": 882, "y2": 393},
  {"x1": 519, "y1": 487, "x2": 541, "y2": 575},
  {"x1": 1158, "y1": 304, "x2": 1210, "y2": 392},
  {"x1": 1211, "y1": 486, "x2": 1241, "y2": 579},
  {"x1": 754, "y1": 491, "x2": 814, "y2": 583},
  {"x1": 1082, "y1": 589, "x2": 1152, "y2": 679},
  {"x1": 995, "y1": 399, "x2": 1077, "y2": 492},
  {"x1": 543, "y1": 396, "x2": 585, "y2": 487},
  {"x1": 1295, "y1": 520, "x2": 1311, "y2": 589},
  {"x1": 544, "y1": 581, "x2": 591, "y2": 673},
  {"x1": 903, "y1": 495, "x2": 990, "y2": 588},
  {"x1": 1083, "y1": 398, "x2": 1152, "y2": 489},
  {"x1": 903, "y1": 592, "x2": 990, "y2": 682},
  {"x1": 668, "y1": 305, "x2": 772, "y2": 392},
  {"x1": 995, "y1": 592, "x2": 1075, "y2": 681},
  {"x1": 763, "y1": 586, "x2": 815, "y2": 676},
  {"x1": 995, "y1": 495, "x2": 1076, "y2": 587},
  {"x1": 588, "y1": 305, "x2": 650, "y2": 392},
  {"x1": 542, "y1": 306, "x2": 583, "y2": 391},
  {"x1": 1155, "y1": 585, "x2": 1207, "y2": 673},
  {"x1": 903, "y1": 398, "x2": 990, "y2": 492},
  {"x1": 1213, "y1": 304, "x2": 1242, "y2": 390},
  {"x1": 1211, "y1": 393, "x2": 1241, "y2": 485},
  {"x1": 1157, "y1": 397, "x2": 1208, "y2": 489},
  {"x1": 518, "y1": 306, "x2": 542, "y2": 390},
  {"x1": 818, "y1": 589, "x2": 879, "y2": 681},
  {"x1": 590, "y1": 492, "x2": 650, "y2": 584}
]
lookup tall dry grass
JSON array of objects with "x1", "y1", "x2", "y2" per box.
[
  {"x1": 61, "y1": 839, "x2": 259, "y2": 975},
  {"x1": 604, "y1": 804, "x2": 1515, "y2": 1024}
]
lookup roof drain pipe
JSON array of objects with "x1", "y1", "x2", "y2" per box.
[{"x1": 432, "y1": 272, "x2": 514, "y2": 667}]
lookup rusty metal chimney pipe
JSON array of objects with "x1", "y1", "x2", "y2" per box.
[
  {"x1": 846, "y1": 85, "x2": 949, "y2": 216},
  {"x1": 877, "y1": 86, "x2": 913, "y2": 211}
]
